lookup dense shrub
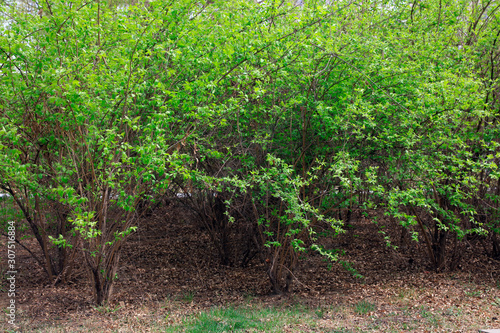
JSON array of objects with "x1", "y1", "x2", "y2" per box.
[{"x1": 1, "y1": 0, "x2": 498, "y2": 303}]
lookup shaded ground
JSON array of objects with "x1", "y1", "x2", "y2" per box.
[{"x1": 1, "y1": 202, "x2": 500, "y2": 332}]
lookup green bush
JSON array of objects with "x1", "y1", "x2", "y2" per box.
[{"x1": 1, "y1": 0, "x2": 499, "y2": 303}]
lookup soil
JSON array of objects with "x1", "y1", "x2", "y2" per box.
[{"x1": 1, "y1": 202, "x2": 500, "y2": 332}]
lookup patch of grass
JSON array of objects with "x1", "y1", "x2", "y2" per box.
[
  {"x1": 419, "y1": 306, "x2": 431, "y2": 318},
  {"x1": 182, "y1": 291, "x2": 195, "y2": 303},
  {"x1": 315, "y1": 308, "x2": 325, "y2": 319},
  {"x1": 354, "y1": 300, "x2": 376, "y2": 315},
  {"x1": 164, "y1": 305, "x2": 314, "y2": 333},
  {"x1": 400, "y1": 322, "x2": 417, "y2": 330},
  {"x1": 92, "y1": 303, "x2": 122, "y2": 314},
  {"x1": 420, "y1": 306, "x2": 440, "y2": 327},
  {"x1": 492, "y1": 297, "x2": 500, "y2": 308},
  {"x1": 397, "y1": 287, "x2": 416, "y2": 300},
  {"x1": 464, "y1": 289, "x2": 482, "y2": 297}
]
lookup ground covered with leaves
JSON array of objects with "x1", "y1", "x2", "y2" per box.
[{"x1": 1, "y1": 204, "x2": 500, "y2": 332}]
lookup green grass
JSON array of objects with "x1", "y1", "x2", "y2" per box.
[
  {"x1": 397, "y1": 287, "x2": 416, "y2": 300},
  {"x1": 315, "y1": 308, "x2": 325, "y2": 319},
  {"x1": 465, "y1": 289, "x2": 482, "y2": 297},
  {"x1": 419, "y1": 306, "x2": 440, "y2": 327},
  {"x1": 92, "y1": 303, "x2": 123, "y2": 314},
  {"x1": 354, "y1": 300, "x2": 376, "y2": 315},
  {"x1": 164, "y1": 305, "x2": 315, "y2": 333},
  {"x1": 182, "y1": 291, "x2": 195, "y2": 303}
]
